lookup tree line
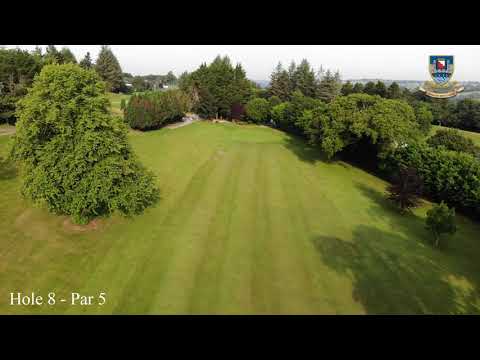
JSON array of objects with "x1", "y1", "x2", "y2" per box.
[{"x1": 1, "y1": 45, "x2": 126, "y2": 123}]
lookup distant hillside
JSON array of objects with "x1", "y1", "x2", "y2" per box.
[
  {"x1": 345, "y1": 79, "x2": 480, "y2": 92},
  {"x1": 252, "y1": 80, "x2": 270, "y2": 88}
]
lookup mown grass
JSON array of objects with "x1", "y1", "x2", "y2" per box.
[
  {"x1": 106, "y1": 92, "x2": 131, "y2": 117},
  {"x1": 1, "y1": 122, "x2": 480, "y2": 314}
]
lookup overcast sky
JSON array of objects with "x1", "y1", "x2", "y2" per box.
[{"x1": 6, "y1": 45, "x2": 480, "y2": 81}]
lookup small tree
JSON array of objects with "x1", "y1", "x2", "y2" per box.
[
  {"x1": 426, "y1": 202, "x2": 457, "y2": 247},
  {"x1": 245, "y1": 98, "x2": 270, "y2": 123},
  {"x1": 387, "y1": 166, "x2": 423, "y2": 212}
]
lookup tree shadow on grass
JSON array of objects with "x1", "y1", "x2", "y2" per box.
[
  {"x1": 0, "y1": 157, "x2": 17, "y2": 180},
  {"x1": 312, "y1": 226, "x2": 480, "y2": 314},
  {"x1": 282, "y1": 134, "x2": 329, "y2": 164},
  {"x1": 353, "y1": 181, "x2": 433, "y2": 245}
]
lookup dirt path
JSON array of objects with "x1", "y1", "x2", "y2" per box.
[
  {"x1": 0, "y1": 125, "x2": 16, "y2": 136},
  {"x1": 165, "y1": 115, "x2": 200, "y2": 129}
]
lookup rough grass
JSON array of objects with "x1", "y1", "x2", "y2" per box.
[{"x1": 1, "y1": 122, "x2": 480, "y2": 314}]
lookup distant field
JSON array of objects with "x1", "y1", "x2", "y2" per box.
[
  {"x1": 431, "y1": 125, "x2": 480, "y2": 147},
  {"x1": 1, "y1": 122, "x2": 480, "y2": 314},
  {"x1": 107, "y1": 92, "x2": 131, "y2": 117}
]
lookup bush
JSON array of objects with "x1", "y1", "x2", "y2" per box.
[
  {"x1": 245, "y1": 98, "x2": 270, "y2": 123},
  {"x1": 12, "y1": 64, "x2": 159, "y2": 224},
  {"x1": 124, "y1": 89, "x2": 191, "y2": 130},
  {"x1": 427, "y1": 129, "x2": 480, "y2": 157},
  {"x1": 382, "y1": 142, "x2": 480, "y2": 219},
  {"x1": 426, "y1": 202, "x2": 457, "y2": 248}
]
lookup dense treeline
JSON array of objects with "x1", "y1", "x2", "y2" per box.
[
  {"x1": 124, "y1": 90, "x2": 191, "y2": 130},
  {"x1": 1, "y1": 45, "x2": 126, "y2": 123},
  {"x1": 382, "y1": 143, "x2": 480, "y2": 218},
  {"x1": 178, "y1": 56, "x2": 253, "y2": 119},
  {"x1": 341, "y1": 80, "x2": 480, "y2": 133}
]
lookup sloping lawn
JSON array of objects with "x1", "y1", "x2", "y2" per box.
[
  {"x1": 431, "y1": 125, "x2": 480, "y2": 147},
  {"x1": 1, "y1": 122, "x2": 480, "y2": 314}
]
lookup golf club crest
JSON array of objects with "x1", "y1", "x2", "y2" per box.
[{"x1": 420, "y1": 55, "x2": 464, "y2": 98}]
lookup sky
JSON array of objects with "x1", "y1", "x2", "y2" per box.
[{"x1": 6, "y1": 45, "x2": 480, "y2": 81}]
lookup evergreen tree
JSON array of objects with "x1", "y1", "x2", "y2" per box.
[
  {"x1": 317, "y1": 69, "x2": 341, "y2": 103},
  {"x1": 79, "y1": 52, "x2": 93, "y2": 69},
  {"x1": 60, "y1": 47, "x2": 77, "y2": 64},
  {"x1": 292, "y1": 59, "x2": 317, "y2": 98},
  {"x1": 95, "y1": 45, "x2": 125, "y2": 93},
  {"x1": 352, "y1": 82, "x2": 364, "y2": 94}
]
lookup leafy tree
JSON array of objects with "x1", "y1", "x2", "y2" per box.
[
  {"x1": 363, "y1": 81, "x2": 376, "y2": 95},
  {"x1": 427, "y1": 129, "x2": 480, "y2": 157},
  {"x1": 387, "y1": 82, "x2": 401, "y2": 99},
  {"x1": 450, "y1": 99, "x2": 480, "y2": 132},
  {"x1": 0, "y1": 48, "x2": 43, "y2": 123},
  {"x1": 132, "y1": 76, "x2": 149, "y2": 92},
  {"x1": 374, "y1": 81, "x2": 387, "y2": 98},
  {"x1": 387, "y1": 166, "x2": 423, "y2": 212},
  {"x1": 426, "y1": 202, "x2": 457, "y2": 247},
  {"x1": 382, "y1": 142, "x2": 480, "y2": 219},
  {"x1": 268, "y1": 95, "x2": 282, "y2": 108},
  {"x1": 414, "y1": 102, "x2": 433, "y2": 135},
  {"x1": 341, "y1": 81, "x2": 354, "y2": 96},
  {"x1": 79, "y1": 52, "x2": 93, "y2": 69},
  {"x1": 245, "y1": 97, "x2": 270, "y2": 123},
  {"x1": 309, "y1": 94, "x2": 421, "y2": 159},
  {"x1": 165, "y1": 71, "x2": 177, "y2": 84},
  {"x1": 352, "y1": 82, "x2": 364, "y2": 94},
  {"x1": 12, "y1": 64, "x2": 159, "y2": 224},
  {"x1": 95, "y1": 45, "x2": 125, "y2": 93}
]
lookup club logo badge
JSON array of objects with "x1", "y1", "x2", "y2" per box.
[{"x1": 420, "y1": 55, "x2": 464, "y2": 98}]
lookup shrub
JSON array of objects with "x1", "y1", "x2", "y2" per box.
[
  {"x1": 382, "y1": 142, "x2": 480, "y2": 219},
  {"x1": 426, "y1": 202, "x2": 457, "y2": 248},
  {"x1": 245, "y1": 98, "x2": 270, "y2": 123},
  {"x1": 124, "y1": 89, "x2": 191, "y2": 130},
  {"x1": 427, "y1": 129, "x2": 480, "y2": 157},
  {"x1": 12, "y1": 64, "x2": 159, "y2": 224}
]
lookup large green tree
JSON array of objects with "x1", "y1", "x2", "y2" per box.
[
  {"x1": 12, "y1": 64, "x2": 159, "y2": 224},
  {"x1": 95, "y1": 45, "x2": 125, "y2": 93}
]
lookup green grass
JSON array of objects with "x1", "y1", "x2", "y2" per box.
[
  {"x1": 1, "y1": 122, "x2": 480, "y2": 314},
  {"x1": 106, "y1": 92, "x2": 131, "y2": 117},
  {"x1": 431, "y1": 125, "x2": 480, "y2": 147}
]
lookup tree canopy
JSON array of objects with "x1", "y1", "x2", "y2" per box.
[{"x1": 12, "y1": 64, "x2": 159, "y2": 224}]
